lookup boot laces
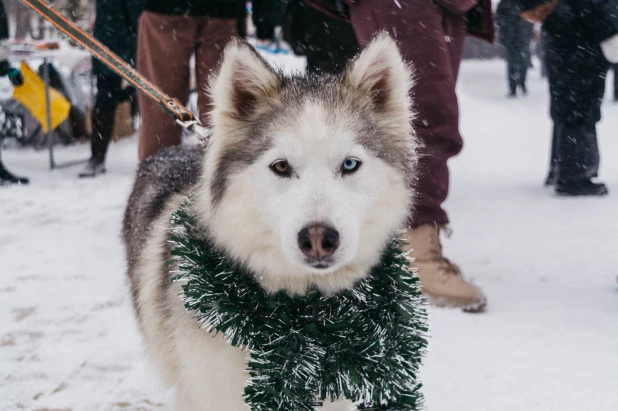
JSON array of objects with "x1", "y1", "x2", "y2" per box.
[{"x1": 429, "y1": 226, "x2": 461, "y2": 276}]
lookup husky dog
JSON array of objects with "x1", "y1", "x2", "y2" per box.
[{"x1": 124, "y1": 33, "x2": 417, "y2": 410}]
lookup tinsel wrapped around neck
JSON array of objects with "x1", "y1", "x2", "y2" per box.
[{"x1": 169, "y1": 201, "x2": 428, "y2": 410}]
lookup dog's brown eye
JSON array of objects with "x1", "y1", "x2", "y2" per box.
[{"x1": 270, "y1": 160, "x2": 291, "y2": 177}]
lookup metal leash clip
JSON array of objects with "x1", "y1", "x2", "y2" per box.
[{"x1": 175, "y1": 119, "x2": 210, "y2": 139}]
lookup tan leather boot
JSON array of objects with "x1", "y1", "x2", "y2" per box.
[{"x1": 400, "y1": 225, "x2": 487, "y2": 313}]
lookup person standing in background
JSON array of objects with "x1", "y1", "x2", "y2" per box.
[
  {"x1": 79, "y1": 0, "x2": 142, "y2": 178},
  {"x1": 252, "y1": 0, "x2": 284, "y2": 52},
  {"x1": 136, "y1": 0, "x2": 241, "y2": 161},
  {"x1": 497, "y1": 0, "x2": 534, "y2": 97},
  {"x1": 346, "y1": 0, "x2": 494, "y2": 312},
  {"x1": 522, "y1": 0, "x2": 618, "y2": 195},
  {"x1": 0, "y1": 0, "x2": 27, "y2": 186},
  {"x1": 611, "y1": 0, "x2": 618, "y2": 102}
]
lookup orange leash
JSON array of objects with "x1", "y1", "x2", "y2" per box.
[{"x1": 19, "y1": 0, "x2": 209, "y2": 137}]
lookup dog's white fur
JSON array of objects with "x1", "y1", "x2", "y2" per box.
[
  {"x1": 128, "y1": 33, "x2": 416, "y2": 410},
  {"x1": 197, "y1": 33, "x2": 414, "y2": 295}
]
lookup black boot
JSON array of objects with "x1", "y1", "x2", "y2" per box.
[
  {"x1": 0, "y1": 161, "x2": 29, "y2": 185},
  {"x1": 0, "y1": 147, "x2": 29, "y2": 186},
  {"x1": 78, "y1": 108, "x2": 115, "y2": 179},
  {"x1": 544, "y1": 170, "x2": 557, "y2": 187},
  {"x1": 78, "y1": 158, "x2": 106, "y2": 178},
  {"x1": 555, "y1": 179, "x2": 608, "y2": 196},
  {"x1": 552, "y1": 122, "x2": 600, "y2": 190}
]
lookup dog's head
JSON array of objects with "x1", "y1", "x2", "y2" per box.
[{"x1": 195, "y1": 33, "x2": 417, "y2": 294}]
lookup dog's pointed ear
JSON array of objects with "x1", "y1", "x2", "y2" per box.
[
  {"x1": 209, "y1": 40, "x2": 280, "y2": 121},
  {"x1": 343, "y1": 32, "x2": 413, "y2": 114}
]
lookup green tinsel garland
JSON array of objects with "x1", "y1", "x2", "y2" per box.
[{"x1": 169, "y1": 201, "x2": 428, "y2": 410}]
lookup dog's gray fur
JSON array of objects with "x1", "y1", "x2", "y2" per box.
[{"x1": 123, "y1": 144, "x2": 203, "y2": 316}]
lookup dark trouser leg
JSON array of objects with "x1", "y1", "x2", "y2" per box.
[
  {"x1": 91, "y1": 73, "x2": 122, "y2": 164},
  {"x1": 303, "y1": 7, "x2": 359, "y2": 76},
  {"x1": 255, "y1": 24, "x2": 275, "y2": 40},
  {"x1": 252, "y1": 0, "x2": 282, "y2": 40},
  {"x1": 507, "y1": 43, "x2": 528, "y2": 94},
  {"x1": 90, "y1": 110, "x2": 116, "y2": 164},
  {"x1": 306, "y1": 55, "x2": 323, "y2": 75},
  {"x1": 614, "y1": 64, "x2": 618, "y2": 101},
  {"x1": 553, "y1": 122, "x2": 606, "y2": 195},
  {"x1": 306, "y1": 55, "x2": 318, "y2": 74},
  {"x1": 519, "y1": 22, "x2": 533, "y2": 88},
  {"x1": 130, "y1": 88, "x2": 138, "y2": 119},
  {"x1": 546, "y1": 31, "x2": 608, "y2": 183},
  {"x1": 540, "y1": 30, "x2": 548, "y2": 78},
  {"x1": 506, "y1": 48, "x2": 518, "y2": 95},
  {"x1": 555, "y1": 121, "x2": 599, "y2": 183},
  {"x1": 306, "y1": 53, "x2": 353, "y2": 75},
  {"x1": 519, "y1": 46, "x2": 530, "y2": 90},
  {"x1": 545, "y1": 124, "x2": 559, "y2": 185}
]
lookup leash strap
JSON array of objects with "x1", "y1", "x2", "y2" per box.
[{"x1": 19, "y1": 0, "x2": 209, "y2": 137}]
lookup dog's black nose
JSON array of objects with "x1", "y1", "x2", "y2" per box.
[{"x1": 298, "y1": 223, "x2": 340, "y2": 260}]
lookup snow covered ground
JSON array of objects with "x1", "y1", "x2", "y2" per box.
[{"x1": 2, "y1": 54, "x2": 618, "y2": 410}]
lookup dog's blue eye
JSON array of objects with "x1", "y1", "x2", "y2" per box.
[{"x1": 342, "y1": 158, "x2": 361, "y2": 175}]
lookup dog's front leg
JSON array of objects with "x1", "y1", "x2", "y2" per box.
[
  {"x1": 169, "y1": 290, "x2": 248, "y2": 411},
  {"x1": 172, "y1": 338, "x2": 248, "y2": 411}
]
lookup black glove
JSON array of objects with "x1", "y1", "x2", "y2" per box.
[
  {"x1": 7, "y1": 67, "x2": 23, "y2": 86},
  {"x1": 117, "y1": 85, "x2": 136, "y2": 103}
]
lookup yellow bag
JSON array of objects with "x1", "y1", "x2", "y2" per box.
[{"x1": 12, "y1": 62, "x2": 71, "y2": 133}]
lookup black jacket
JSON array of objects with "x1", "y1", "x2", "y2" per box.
[
  {"x1": 497, "y1": 0, "x2": 533, "y2": 49},
  {"x1": 608, "y1": 0, "x2": 618, "y2": 31},
  {"x1": 541, "y1": 0, "x2": 617, "y2": 43},
  {"x1": 92, "y1": 0, "x2": 143, "y2": 75},
  {"x1": 539, "y1": 0, "x2": 618, "y2": 124}
]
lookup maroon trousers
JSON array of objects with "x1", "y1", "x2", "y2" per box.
[{"x1": 349, "y1": 0, "x2": 471, "y2": 227}]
